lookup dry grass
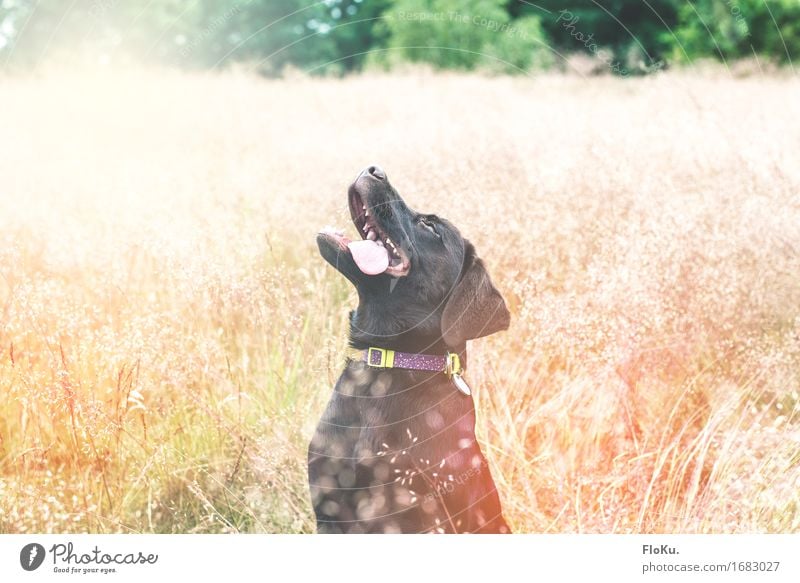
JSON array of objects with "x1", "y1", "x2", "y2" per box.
[{"x1": 0, "y1": 68, "x2": 799, "y2": 533}]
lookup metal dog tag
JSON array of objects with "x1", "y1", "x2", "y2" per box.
[{"x1": 451, "y1": 373, "x2": 472, "y2": 396}]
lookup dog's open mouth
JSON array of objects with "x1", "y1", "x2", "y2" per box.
[{"x1": 320, "y1": 189, "x2": 411, "y2": 277}]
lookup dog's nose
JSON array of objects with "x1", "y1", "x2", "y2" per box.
[{"x1": 367, "y1": 165, "x2": 386, "y2": 181}]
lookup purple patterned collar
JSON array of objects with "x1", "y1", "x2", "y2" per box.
[{"x1": 362, "y1": 346, "x2": 463, "y2": 376}]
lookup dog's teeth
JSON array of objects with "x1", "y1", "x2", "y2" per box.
[
  {"x1": 362, "y1": 204, "x2": 366, "y2": 210},
  {"x1": 365, "y1": 209, "x2": 369, "y2": 216},
  {"x1": 362, "y1": 223, "x2": 369, "y2": 232}
]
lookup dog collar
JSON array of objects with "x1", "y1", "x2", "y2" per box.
[{"x1": 362, "y1": 347, "x2": 472, "y2": 395}]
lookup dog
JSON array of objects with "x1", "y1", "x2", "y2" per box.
[{"x1": 309, "y1": 165, "x2": 511, "y2": 533}]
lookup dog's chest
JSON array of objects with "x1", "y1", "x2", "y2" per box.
[{"x1": 314, "y1": 365, "x2": 475, "y2": 459}]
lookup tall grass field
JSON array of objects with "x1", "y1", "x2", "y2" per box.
[{"x1": 0, "y1": 69, "x2": 798, "y2": 533}]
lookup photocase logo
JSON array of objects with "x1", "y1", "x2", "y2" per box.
[{"x1": 20, "y1": 543, "x2": 46, "y2": 571}]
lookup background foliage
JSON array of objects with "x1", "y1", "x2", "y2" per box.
[{"x1": 0, "y1": 0, "x2": 797, "y2": 74}]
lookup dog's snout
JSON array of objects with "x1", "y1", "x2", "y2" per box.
[{"x1": 367, "y1": 165, "x2": 386, "y2": 181}]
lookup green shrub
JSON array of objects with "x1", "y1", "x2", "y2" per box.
[
  {"x1": 381, "y1": 0, "x2": 551, "y2": 72},
  {"x1": 672, "y1": 0, "x2": 800, "y2": 63}
]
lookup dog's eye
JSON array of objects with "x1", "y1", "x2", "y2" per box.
[{"x1": 418, "y1": 217, "x2": 440, "y2": 237}]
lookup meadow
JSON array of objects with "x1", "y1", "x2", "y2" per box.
[{"x1": 0, "y1": 68, "x2": 798, "y2": 533}]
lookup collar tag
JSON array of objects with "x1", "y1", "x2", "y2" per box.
[
  {"x1": 445, "y1": 352, "x2": 470, "y2": 395},
  {"x1": 451, "y1": 373, "x2": 472, "y2": 396}
]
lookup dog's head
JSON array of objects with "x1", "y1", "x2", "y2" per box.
[{"x1": 317, "y1": 166, "x2": 509, "y2": 350}]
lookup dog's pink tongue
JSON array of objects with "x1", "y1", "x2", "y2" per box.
[{"x1": 348, "y1": 240, "x2": 389, "y2": 275}]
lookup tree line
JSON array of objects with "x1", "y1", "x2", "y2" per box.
[{"x1": 0, "y1": 0, "x2": 797, "y2": 74}]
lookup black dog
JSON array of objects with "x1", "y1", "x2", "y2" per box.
[{"x1": 309, "y1": 165, "x2": 511, "y2": 533}]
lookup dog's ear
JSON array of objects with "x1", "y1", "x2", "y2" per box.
[{"x1": 441, "y1": 243, "x2": 510, "y2": 347}]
